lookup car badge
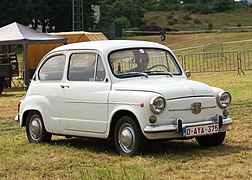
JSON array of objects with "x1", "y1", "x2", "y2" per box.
[{"x1": 191, "y1": 102, "x2": 202, "y2": 114}]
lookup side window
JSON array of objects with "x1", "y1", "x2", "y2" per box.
[
  {"x1": 39, "y1": 55, "x2": 66, "y2": 81},
  {"x1": 68, "y1": 53, "x2": 96, "y2": 81},
  {"x1": 68, "y1": 53, "x2": 106, "y2": 82}
]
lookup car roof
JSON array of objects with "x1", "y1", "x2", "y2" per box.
[{"x1": 51, "y1": 40, "x2": 170, "y2": 54}]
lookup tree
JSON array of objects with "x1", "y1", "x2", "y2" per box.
[
  {"x1": 98, "y1": 0, "x2": 144, "y2": 28},
  {"x1": 0, "y1": 0, "x2": 98, "y2": 32},
  {"x1": 30, "y1": 0, "x2": 53, "y2": 32},
  {"x1": 0, "y1": 0, "x2": 31, "y2": 27},
  {"x1": 213, "y1": 0, "x2": 235, "y2": 12}
]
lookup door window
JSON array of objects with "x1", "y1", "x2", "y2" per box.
[{"x1": 68, "y1": 53, "x2": 105, "y2": 81}]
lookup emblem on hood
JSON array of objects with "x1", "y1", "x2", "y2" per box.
[{"x1": 191, "y1": 102, "x2": 202, "y2": 114}]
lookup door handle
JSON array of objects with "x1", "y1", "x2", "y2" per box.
[{"x1": 60, "y1": 85, "x2": 69, "y2": 88}]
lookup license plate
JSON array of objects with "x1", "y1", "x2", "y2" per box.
[{"x1": 182, "y1": 124, "x2": 219, "y2": 137}]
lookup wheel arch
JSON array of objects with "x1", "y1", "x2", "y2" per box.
[
  {"x1": 21, "y1": 109, "x2": 42, "y2": 127},
  {"x1": 20, "y1": 95, "x2": 50, "y2": 129},
  {"x1": 109, "y1": 110, "x2": 140, "y2": 138}
]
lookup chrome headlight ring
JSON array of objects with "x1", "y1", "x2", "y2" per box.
[
  {"x1": 217, "y1": 91, "x2": 232, "y2": 108},
  {"x1": 150, "y1": 96, "x2": 166, "y2": 114}
]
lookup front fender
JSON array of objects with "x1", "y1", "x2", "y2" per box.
[
  {"x1": 108, "y1": 90, "x2": 162, "y2": 132},
  {"x1": 212, "y1": 87, "x2": 224, "y2": 97}
]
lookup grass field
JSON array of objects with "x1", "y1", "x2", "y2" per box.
[
  {"x1": 125, "y1": 32, "x2": 252, "y2": 54},
  {"x1": 0, "y1": 72, "x2": 251, "y2": 179},
  {"x1": 144, "y1": 9, "x2": 252, "y2": 31},
  {"x1": 0, "y1": 32, "x2": 252, "y2": 179}
]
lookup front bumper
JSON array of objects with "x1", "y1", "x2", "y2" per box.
[{"x1": 144, "y1": 117, "x2": 232, "y2": 133}]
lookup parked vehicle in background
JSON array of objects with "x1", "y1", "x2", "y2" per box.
[
  {"x1": 16, "y1": 40, "x2": 232, "y2": 156},
  {"x1": 0, "y1": 53, "x2": 19, "y2": 94}
]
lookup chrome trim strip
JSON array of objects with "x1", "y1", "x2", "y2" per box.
[
  {"x1": 64, "y1": 100, "x2": 141, "y2": 106},
  {"x1": 65, "y1": 100, "x2": 107, "y2": 104},
  {"x1": 166, "y1": 95, "x2": 215, "y2": 101},
  {"x1": 169, "y1": 105, "x2": 217, "y2": 111},
  {"x1": 110, "y1": 102, "x2": 141, "y2": 106},
  {"x1": 144, "y1": 118, "x2": 232, "y2": 133}
]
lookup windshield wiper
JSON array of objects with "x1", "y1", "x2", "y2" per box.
[
  {"x1": 144, "y1": 70, "x2": 173, "y2": 77},
  {"x1": 117, "y1": 72, "x2": 148, "y2": 78}
]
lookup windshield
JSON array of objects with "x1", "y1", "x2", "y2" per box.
[{"x1": 109, "y1": 48, "x2": 181, "y2": 78}]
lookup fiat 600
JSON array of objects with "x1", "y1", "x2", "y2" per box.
[{"x1": 16, "y1": 40, "x2": 232, "y2": 156}]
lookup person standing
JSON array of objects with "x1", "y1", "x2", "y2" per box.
[{"x1": 160, "y1": 27, "x2": 166, "y2": 41}]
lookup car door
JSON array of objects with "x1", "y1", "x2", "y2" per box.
[
  {"x1": 35, "y1": 53, "x2": 67, "y2": 133},
  {"x1": 60, "y1": 51, "x2": 111, "y2": 133}
]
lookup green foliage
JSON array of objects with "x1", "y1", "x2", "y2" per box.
[
  {"x1": 0, "y1": 0, "x2": 97, "y2": 32},
  {"x1": 168, "y1": 18, "x2": 178, "y2": 26},
  {"x1": 207, "y1": 23, "x2": 213, "y2": 30},
  {"x1": 193, "y1": 19, "x2": 202, "y2": 25},
  {"x1": 182, "y1": 13, "x2": 192, "y2": 21},
  {"x1": 213, "y1": 0, "x2": 235, "y2": 12},
  {"x1": 0, "y1": 0, "x2": 31, "y2": 27},
  {"x1": 98, "y1": 0, "x2": 144, "y2": 28},
  {"x1": 0, "y1": 0, "x2": 251, "y2": 32},
  {"x1": 184, "y1": 3, "x2": 213, "y2": 14},
  {"x1": 166, "y1": 13, "x2": 174, "y2": 20},
  {"x1": 113, "y1": 16, "x2": 131, "y2": 29},
  {"x1": 184, "y1": 4, "x2": 201, "y2": 14},
  {"x1": 200, "y1": 5, "x2": 213, "y2": 14}
]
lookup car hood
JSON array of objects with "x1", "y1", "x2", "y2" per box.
[{"x1": 112, "y1": 78, "x2": 214, "y2": 99}]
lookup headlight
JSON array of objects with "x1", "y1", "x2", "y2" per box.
[
  {"x1": 150, "y1": 96, "x2": 166, "y2": 114},
  {"x1": 217, "y1": 91, "x2": 231, "y2": 108}
]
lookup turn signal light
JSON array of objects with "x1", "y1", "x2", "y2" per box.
[{"x1": 18, "y1": 100, "x2": 22, "y2": 113}]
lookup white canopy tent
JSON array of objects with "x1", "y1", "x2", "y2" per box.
[{"x1": 0, "y1": 22, "x2": 67, "y2": 84}]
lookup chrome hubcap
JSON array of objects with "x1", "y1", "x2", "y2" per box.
[
  {"x1": 29, "y1": 115, "x2": 42, "y2": 140},
  {"x1": 118, "y1": 123, "x2": 135, "y2": 153}
]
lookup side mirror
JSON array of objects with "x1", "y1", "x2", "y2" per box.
[{"x1": 185, "y1": 70, "x2": 191, "y2": 78}]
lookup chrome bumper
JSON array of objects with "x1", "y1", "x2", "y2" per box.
[{"x1": 144, "y1": 117, "x2": 232, "y2": 133}]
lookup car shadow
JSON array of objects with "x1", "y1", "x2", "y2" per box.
[
  {"x1": 50, "y1": 137, "x2": 117, "y2": 155},
  {"x1": 141, "y1": 140, "x2": 249, "y2": 160},
  {"x1": 49, "y1": 136, "x2": 249, "y2": 159}
]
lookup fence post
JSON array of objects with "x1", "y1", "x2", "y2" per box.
[{"x1": 238, "y1": 51, "x2": 246, "y2": 75}]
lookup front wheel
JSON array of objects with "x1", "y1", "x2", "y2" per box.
[
  {"x1": 114, "y1": 116, "x2": 143, "y2": 156},
  {"x1": 196, "y1": 132, "x2": 226, "y2": 147},
  {"x1": 26, "y1": 111, "x2": 52, "y2": 143}
]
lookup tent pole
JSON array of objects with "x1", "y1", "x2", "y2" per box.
[{"x1": 22, "y1": 42, "x2": 28, "y2": 86}]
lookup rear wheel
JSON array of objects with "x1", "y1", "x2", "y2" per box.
[
  {"x1": 114, "y1": 116, "x2": 143, "y2": 156},
  {"x1": 26, "y1": 111, "x2": 52, "y2": 143},
  {"x1": 196, "y1": 132, "x2": 226, "y2": 147}
]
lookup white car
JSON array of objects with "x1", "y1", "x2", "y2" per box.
[{"x1": 17, "y1": 40, "x2": 232, "y2": 156}]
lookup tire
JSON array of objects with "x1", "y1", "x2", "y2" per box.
[
  {"x1": 114, "y1": 115, "x2": 143, "y2": 156},
  {"x1": 26, "y1": 111, "x2": 52, "y2": 143},
  {"x1": 196, "y1": 132, "x2": 226, "y2": 147},
  {"x1": 0, "y1": 79, "x2": 4, "y2": 94}
]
